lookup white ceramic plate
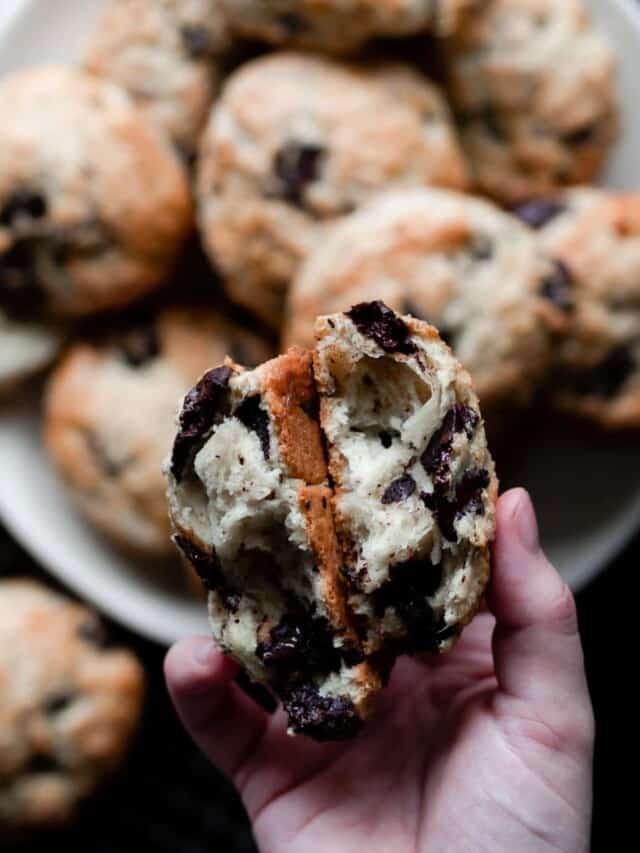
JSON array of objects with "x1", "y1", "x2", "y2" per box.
[{"x1": 1, "y1": 0, "x2": 640, "y2": 646}]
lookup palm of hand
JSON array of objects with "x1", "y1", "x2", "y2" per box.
[{"x1": 236, "y1": 614, "x2": 586, "y2": 853}]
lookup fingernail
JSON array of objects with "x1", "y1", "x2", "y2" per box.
[
  {"x1": 514, "y1": 489, "x2": 540, "y2": 554},
  {"x1": 192, "y1": 637, "x2": 215, "y2": 667}
]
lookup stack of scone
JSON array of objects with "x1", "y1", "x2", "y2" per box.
[{"x1": 0, "y1": 0, "x2": 635, "y2": 767}]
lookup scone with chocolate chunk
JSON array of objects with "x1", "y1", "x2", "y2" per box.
[
  {"x1": 167, "y1": 348, "x2": 383, "y2": 740},
  {"x1": 197, "y1": 52, "x2": 469, "y2": 329},
  {"x1": 0, "y1": 308, "x2": 63, "y2": 396},
  {"x1": 314, "y1": 303, "x2": 497, "y2": 656},
  {"x1": 514, "y1": 189, "x2": 640, "y2": 429},
  {"x1": 45, "y1": 306, "x2": 272, "y2": 558},
  {"x1": 445, "y1": 0, "x2": 617, "y2": 203},
  {"x1": 0, "y1": 67, "x2": 192, "y2": 319},
  {"x1": 221, "y1": 0, "x2": 477, "y2": 53},
  {"x1": 0, "y1": 580, "x2": 144, "y2": 838},
  {"x1": 285, "y1": 188, "x2": 565, "y2": 414},
  {"x1": 84, "y1": 0, "x2": 230, "y2": 161},
  {"x1": 166, "y1": 303, "x2": 497, "y2": 739}
]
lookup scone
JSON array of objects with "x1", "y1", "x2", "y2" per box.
[
  {"x1": 0, "y1": 579, "x2": 144, "y2": 838},
  {"x1": 0, "y1": 67, "x2": 192, "y2": 318},
  {"x1": 0, "y1": 308, "x2": 62, "y2": 397},
  {"x1": 314, "y1": 303, "x2": 497, "y2": 655},
  {"x1": 84, "y1": 0, "x2": 230, "y2": 161},
  {"x1": 197, "y1": 52, "x2": 469, "y2": 329},
  {"x1": 284, "y1": 188, "x2": 565, "y2": 413},
  {"x1": 168, "y1": 348, "x2": 383, "y2": 740},
  {"x1": 166, "y1": 303, "x2": 497, "y2": 739},
  {"x1": 514, "y1": 189, "x2": 640, "y2": 429},
  {"x1": 445, "y1": 0, "x2": 617, "y2": 203},
  {"x1": 44, "y1": 306, "x2": 273, "y2": 557},
  {"x1": 221, "y1": 0, "x2": 477, "y2": 53}
]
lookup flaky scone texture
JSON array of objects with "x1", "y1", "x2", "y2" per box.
[
  {"x1": 167, "y1": 303, "x2": 497, "y2": 740},
  {"x1": 314, "y1": 303, "x2": 497, "y2": 656},
  {"x1": 167, "y1": 349, "x2": 382, "y2": 740}
]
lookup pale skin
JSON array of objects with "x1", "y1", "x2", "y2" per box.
[{"x1": 165, "y1": 489, "x2": 594, "y2": 853}]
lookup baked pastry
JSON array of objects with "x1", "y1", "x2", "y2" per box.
[
  {"x1": 445, "y1": 0, "x2": 617, "y2": 203},
  {"x1": 0, "y1": 67, "x2": 192, "y2": 318},
  {"x1": 197, "y1": 52, "x2": 469, "y2": 329},
  {"x1": 284, "y1": 188, "x2": 564, "y2": 413},
  {"x1": 0, "y1": 308, "x2": 62, "y2": 396},
  {"x1": 221, "y1": 0, "x2": 477, "y2": 53},
  {"x1": 0, "y1": 579, "x2": 144, "y2": 838},
  {"x1": 166, "y1": 302, "x2": 497, "y2": 739},
  {"x1": 84, "y1": 0, "x2": 230, "y2": 160},
  {"x1": 44, "y1": 306, "x2": 272, "y2": 557},
  {"x1": 167, "y1": 347, "x2": 383, "y2": 739},
  {"x1": 515, "y1": 189, "x2": 640, "y2": 429},
  {"x1": 314, "y1": 302, "x2": 497, "y2": 655}
]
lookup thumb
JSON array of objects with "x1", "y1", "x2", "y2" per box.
[{"x1": 487, "y1": 489, "x2": 594, "y2": 750}]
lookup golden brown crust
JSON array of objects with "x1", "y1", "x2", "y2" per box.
[{"x1": 261, "y1": 347, "x2": 327, "y2": 485}]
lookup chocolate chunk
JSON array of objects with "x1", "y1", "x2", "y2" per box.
[
  {"x1": 372, "y1": 558, "x2": 447, "y2": 653},
  {"x1": 471, "y1": 236, "x2": 493, "y2": 260},
  {"x1": 282, "y1": 684, "x2": 362, "y2": 741},
  {"x1": 274, "y1": 142, "x2": 324, "y2": 207},
  {"x1": 26, "y1": 754, "x2": 60, "y2": 775},
  {"x1": 77, "y1": 616, "x2": 109, "y2": 648},
  {"x1": 0, "y1": 239, "x2": 46, "y2": 319},
  {"x1": 44, "y1": 691, "x2": 73, "y2": 715},
  {"x1": 381, "y1": 474, "x2": 416, "y2": 504},
  {"x1": 171, "y1": 365, "x2": 232, "y2": 481},
  {"x1": 564, "y1": 345, "x2": 636, "y2": 399},
  {"x1": 277, "y1": 12, "x2": 308, "y2": 35},
  {"x1": 435, "y1": 468, "x2": 490, "y2": 543},
  {"x1": 219, "y1": 589, "x2": 241, "y2": 614},
  {"x1": 347, "y1": 301, "x2": 417, "y2": 355},
  {"x1": 512, "y1": 199, "x2": 566, "y2": 229},
  {"x1": 420, "y1": 405, "x2": 479, "y2": 492},
  {"x1": 180, "y1": 25, "x2": 215, "y2": 58},
  {"x1": 257, "y1": 615, "x2": 340, "y2": 678},
  {"x1": 340, "y1": 641, "x2": 365, "y2": 667},
  {"x1": 379, "y1": 431, "x2": 393, "y2": 448},
  {"x1": 235, "y1": 395, "x2": 270, "y2": 459},
  {"x1": 174, "y1": 535, "x2": 223, "y2": 590},
  {"x1": 0, "y1": 189, "x2": 47, "y2": 226},
  {"x1": 540, "y1": 260, "x2": 574, "y2": 312},
  {"x1": 480, "y1": 108, "x2": 506, "y2": 141},
  {"x1": 564, "y1": 124, "x2": 595, "y2": 146},
  {"x1": 119, "y1": 323, "x2": 160, "y2": 367},
  {"x1": 234, "y1": 669, "x2": 278, "y2": 713}
]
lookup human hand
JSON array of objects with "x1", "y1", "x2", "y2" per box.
[{"x1": 165, "y1": 488, "x2": 594, "y2": 853}]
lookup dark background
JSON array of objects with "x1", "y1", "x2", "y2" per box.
[{"x1": 0, "y1": 518, "x2": 634, "y2": 852}]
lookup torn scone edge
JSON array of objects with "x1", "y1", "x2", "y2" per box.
[
  {"x1": 313, "y1": 303, "x2": 498, "y2": 658},
  {"x1": 166, "y1": 348, "x2": 383, "y2": 740}
]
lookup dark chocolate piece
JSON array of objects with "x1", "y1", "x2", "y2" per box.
[
  {"x1": 171, "y1": 365, "x2": 233, "y2": 481},
  {"x1": 274, "y1": 142, "x2": 324, "y2": 207},
  {"x1": 381, "y1": 474, "x2": 416, "y2": 504},
  {"x1": 235, "y1": 395, "x2": 270, "y2": 459},
  {"x1": 512, "y1": 199, "x2": 566, "y2": 229},
  {"x1": 282, "y1": 684, "x2": 362, "y2": 741},
  {"x1": 540, "y1": 260, "x2": 574, "y2": 312},
  {"x1": 346, "y1": 301, "x2": 417, "y2": 356},
  {"x1": 174, "y1": 535, "x2": 224, "y2": 591}
]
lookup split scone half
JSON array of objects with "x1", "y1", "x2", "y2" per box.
[{"x1": 166, "y1": 303, "x2": 497, "y2": 739}]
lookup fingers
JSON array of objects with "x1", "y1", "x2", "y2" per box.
[
  {"x1": 488, "y1": 489, "x2": 594, "y2": 745},
  {"x1": 164, "y1": 636, "x2": 270, "y2": 780}
]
